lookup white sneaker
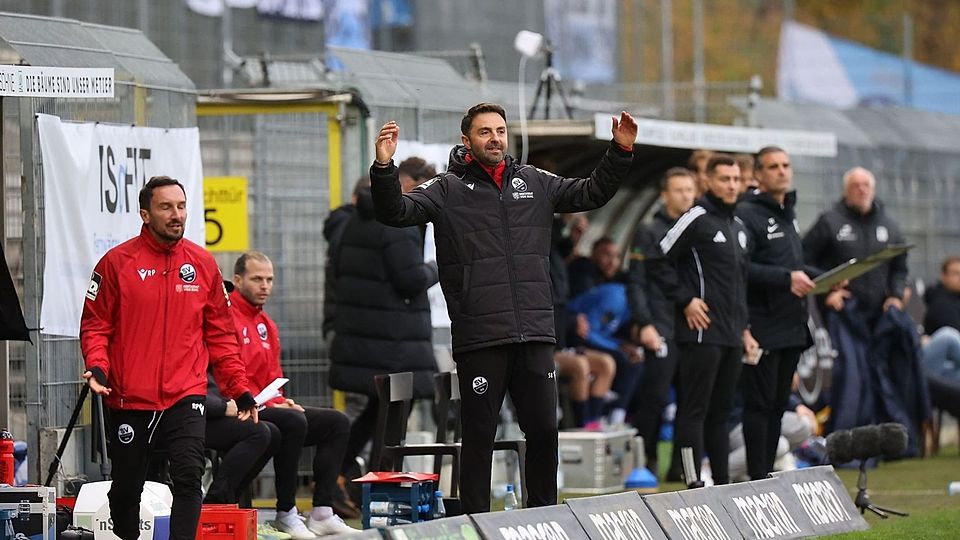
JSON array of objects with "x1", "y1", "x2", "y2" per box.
[
  {"x1": 306, "y1": 515, "x2": 359, "y2": 536},
  {"x1": 272, "y1": 513, "x2": 317, "y2": 540}
]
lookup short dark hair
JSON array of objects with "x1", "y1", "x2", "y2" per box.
[
  {"x1": 591, "y1": 236, "x2": 616, "y2": 253},
  {"x1": 398, "y1": 157, "x2": 437, "y2": 181},
  {"x1": 139, "y1": 176, "x2": 186, "y2": 211},
  {"x1": 460, "y1": 102, "x2": 507, "y2": 135},
  {"x1": 659, "y1": 167, "x2": 696, "y2": 191},
  {"x1": 755, "y1": 146, "x2": 786, "y2": 170},
  {"x1": 706, "y1": 154, "x2": 737, "y2": 175},
  {"x1": 234, "y1": 251, "x2": 271, "y2": 277},
  {"x1": 942, "y1": 256, "x2": 960, "y2": 275}
]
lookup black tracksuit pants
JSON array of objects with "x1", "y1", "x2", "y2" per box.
[
  {"x1": 454, "y1": 342, "x2": 558, "y2": 513},
  {"x1": 740, "y1": 346, "x2": 803, "y2": 480},
  {"x1": 630, "y1": 340, "x2": 678, "y2": 470},
  {"x1": 107, "y1": 396, "x2": 206, "y2": 540},
  {"x1": 674, "y1": 344, "x2": 742, "y2": 485},
  {"x1": 204, "y1": 417, "x2": 279, "y2": 504},
  {"x1": 259, "y1": 406, "x2": 351, "y2": 512}
]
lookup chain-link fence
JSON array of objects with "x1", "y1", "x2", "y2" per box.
[{"x1": 0, "y1": 13, "x2": 196, "y2": 483}]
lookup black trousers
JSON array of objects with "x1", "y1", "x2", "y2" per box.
[
  {"x1": 674, "y1": 343, "x2": 742, "y2": 485},
  {"x1": 107, "y1": 396, "x2": 206, "y2": 540},
  {"x1": 259, "y1": 406, "x2": 351, "y2": 512},
  {"x1": 630, "y1": 339, "x2": 678, "y2": 470},
  {"x1": 204, "y1": 416, "x2": 279, "y2": 504},
  {"x1": 455, "y1": 342, "x2": 558, "y2": 513},
  {"x1": 740, "y1": 346, "x2": 803, "y2": 480},
  {"x1": 341, "y1": 396, "x2": 378, "y2": 474}
]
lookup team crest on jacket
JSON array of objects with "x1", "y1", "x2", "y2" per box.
[
  {"x1": 511, "y1": 177, "x2": 534, "y2": 200},
  {"x1": 876, "y1": 225, "x2": 889, "y2": 242},
  {"x1": 257, "y1": 322, "x2": 268, "y2": 341},
  {"x1": 179, "y1": 263, "x2": 197, "y2": 283},
  {"x1": 738, "y1": 230, "x2": 748, "y2": 249}
]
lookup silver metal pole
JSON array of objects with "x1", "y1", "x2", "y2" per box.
[
  {"x1": 634, "y1": 0, "x2": 644, "y2": 84},
  {"x1": 21, "y1": 104, "x2": 41, "y2": 483},
  {"x1": 222, "y1": 5, "x2": 234, "y2": 87},
  {"x1": 693, "y1": 0, "x2": 705, "y2": 123},
  {"x1": 660, "y1": 0, "x2": 674, "y2": 119}
]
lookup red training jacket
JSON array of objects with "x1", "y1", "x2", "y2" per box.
[
  {"x1": 229, "y1": 290, "x2": 286, "y2": 406},
  {"x1": 80, "y1": 225, "x2": 250, "y2": 410}
]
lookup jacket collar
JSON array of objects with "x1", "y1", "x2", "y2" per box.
[
  {"x1": 744, "y1": 189, "x2": 797, "y2": 214},
  {"x1": 230, "y1": 289, "x2": 262, "y2": 318},
  {"x1": 653, "y1": 207, "x2": 679, "y2": 226},
  {"x1": 701, "y1": 191, "x2": 736, "y2": 219},
  {"x1": 836, "y1": 198, "x2": 881, "y2": 221},
  {"x1": 138, "y1": 224, "x2": 183, "y2": 255}
]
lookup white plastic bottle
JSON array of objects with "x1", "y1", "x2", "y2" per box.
[{"x1": 503, "y1": 484, "x2": 519, "y2": 511}]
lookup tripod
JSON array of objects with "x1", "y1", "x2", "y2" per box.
[
  {"x1": 528, "y1": 42, "x2": 573, "y2": 120},
  {"x1": 44, "y1": 383, "x2": 111, "y2": 487},
  {"x1": 854, "y1": 461, "x2": 907, "y2": 518}
]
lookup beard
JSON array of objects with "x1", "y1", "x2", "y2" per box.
[
  {"x1": 150, "y1": 220, "x2": 184, "y2": 243},
  {"x1": 471, "y1": 142, "x2": 505, "y2": 167}
]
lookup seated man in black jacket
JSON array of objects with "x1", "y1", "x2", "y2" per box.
[
  {"x1": 922, "y1": 256, "x2": 960, "y2": 417},
  {"x1": 204, "y1": 370, "x2": 279, "y2": 506}
]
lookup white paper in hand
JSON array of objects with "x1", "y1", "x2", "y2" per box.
[{"x1": 255, "y1": 377, "x2": 289, "y2": 406}]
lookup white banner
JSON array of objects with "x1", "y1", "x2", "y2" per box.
[
  {"x1": 595, "y1": 115, "x2": 838, "y2": 158},
  {"x1": 37, "y1": 114, "x2": 205, "y2": 337},
  {"x1": 0, "y1": 66, "x2": 113, "y2": 98}
]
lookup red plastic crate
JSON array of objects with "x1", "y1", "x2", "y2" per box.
[{"x1": 196, "y1": 504, "x2": 257, "y2": 540}]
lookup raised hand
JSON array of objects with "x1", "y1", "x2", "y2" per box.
[
  {"x1": 611, "y1": 111, "x2": 638, "y2": 148},
  {"x1": 375, "y1": 121, "x2": 399, "y2": 164}
]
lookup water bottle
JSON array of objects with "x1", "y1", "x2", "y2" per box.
[
  {"x1": 368, "y1": 501, "x2": 414, "y2": 516},
  {"x1": 503, "y1": 484, "x2": 519, "y2": 511},
  {"x1": 0, "y1": 431, "x2": 14, "y2": 485},
  {"x1": 433, "y1": 490, "x2": 446, "y2": 519},
  {"x1": 369, "y1": 516, "x2": 413, "y2": 527}
]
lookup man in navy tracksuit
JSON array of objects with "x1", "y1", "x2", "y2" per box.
[
  {"x1": 627, "y1": 167, "x2": 697, "y2": 473},
  {"x1": 370, "y1": 103, "x2": 637, "y2": 512},
  {"x1": 658, "y1": 154, "x2": 758, "y2": 485},
  {"x1": 736, "y1": 147, "x2": 820, "y2": 480}
]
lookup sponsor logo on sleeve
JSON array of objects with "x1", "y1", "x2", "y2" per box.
[{"x1": 86, "y1": 271, "x2": 103, "y2": 301}]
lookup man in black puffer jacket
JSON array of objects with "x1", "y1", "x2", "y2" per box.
[
  {"x1": 370, "y1": 103, "x2": 636, "y2": 512},
  {"x1": 736, "y1": 147, "x2": 821, "y2": 480},
  {"x1": 329, "y1": 177, "x2": 439, "y2": 483}
]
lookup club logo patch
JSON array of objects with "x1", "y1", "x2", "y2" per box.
[
  {"x1": 118, "y1": 423, "x2": 135, "y2": 444},
  {"x1": 738, "y1": 230, "x2": 748, "y2": 249},
  {"x1": 179, "y1": 263, "x2": 196, "y2": 283},
  {"x1": 511, "y1": 178, "x2": 527, "y2": 192},
  {"x1": 86, "y1": 271, "x2": 102, "y2": 301},
  {"x1": 472, "y1": 376, "x2": 488, "y2": 395},
  {"x1": 257, "y1": 322, "x2": 268, "y2": 341},
  {"x1": 876, "y1": 225, "x2": 889, "y2": 242}
]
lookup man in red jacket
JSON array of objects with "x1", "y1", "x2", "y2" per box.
[
  {"x1": 80, "y1": 176, "x2": 258, "y2": 540},
  {"x1": 230, "y1": 251, "x2": 355, "y2": 538}
]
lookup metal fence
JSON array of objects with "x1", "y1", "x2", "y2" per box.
[
  {"x1": 3, "y1": 84, "x2": 196, "y2": 481},
  {"x1": 197, "y1": 104, "x2": 344, "y2": 409}
]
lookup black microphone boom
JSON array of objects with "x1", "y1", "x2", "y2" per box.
[
  {"x1": 825, "y1": 429, "x2": 853, "y2": 464},
  {"x1": 850, "y1": 425, "x2": 882, "y2": 462},
  {"x1": 878, "y1": 423, "x2": 909, "y2": 459}
]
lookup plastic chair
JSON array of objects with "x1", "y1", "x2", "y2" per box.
[{"x1": 369, "y1": 372, "x2": 461, "y2": 489}]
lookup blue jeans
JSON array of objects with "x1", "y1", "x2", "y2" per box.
[{"x1": 923, "y1": 327, "x2": 960, "y2": 381}]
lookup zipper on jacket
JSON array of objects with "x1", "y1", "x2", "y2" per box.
[
  {"x1": 498, "y1": 191, "x2": 525, "y2": 341},
  {"x1": 692, "y1": 247, "x2": 705, "y2": 344},
  {"x1": 161, "y1": 251, "x2": 170, "y2": 405}
]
